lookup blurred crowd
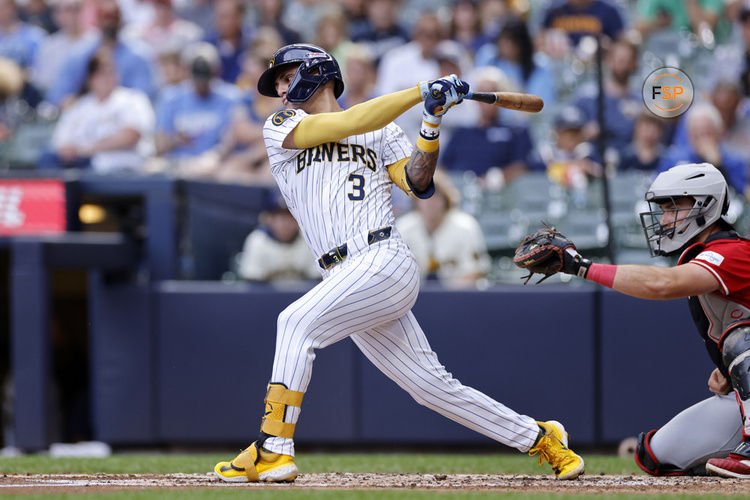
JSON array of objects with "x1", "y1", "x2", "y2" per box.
[{"x1": 1, "y1": 0, "x2": 750, "y2": 286}]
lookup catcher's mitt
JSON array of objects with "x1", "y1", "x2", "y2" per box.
[{"x1": 513, "y1": 226, "x2": 579, "y2": 284}]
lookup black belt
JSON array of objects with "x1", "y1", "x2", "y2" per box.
[{"x1": 318, "y1": 226, "x2": 392, "y2": 270}]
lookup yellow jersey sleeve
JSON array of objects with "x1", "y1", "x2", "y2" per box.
[{"x1": 293, "y1": 87, "x2": 421, "y2": 149}]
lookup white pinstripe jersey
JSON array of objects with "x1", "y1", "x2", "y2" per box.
[{"x1": 263, "y1": 108, "x2": 413, "y2": 259}]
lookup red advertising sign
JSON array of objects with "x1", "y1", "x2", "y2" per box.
[{"x1": 0, "y1": 179, "x2": 66, "y2": 235}]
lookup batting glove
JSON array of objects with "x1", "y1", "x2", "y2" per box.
[{"x1": 419, "y1": 75, "x2": 470, "y2": 123}]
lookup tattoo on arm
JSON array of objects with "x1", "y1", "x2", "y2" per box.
[{"x1": 405, "y1": 148, "x2": 438, "y2": 193}]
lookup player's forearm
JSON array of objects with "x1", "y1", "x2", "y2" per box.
[
  {"x1": 292, "y1": 87, "x2": 421, "y2": 148},
  {"x1": 92, "y1": 128, "x2": 141, "y2": 153},
  {"x1": 155, "y1": 132, "x2": 175, "y2": 155},
  {"x1": 607, "y1": 264, "x2": 682, "y2": 300},
  {"x1": 590, "y1": 264, "x2": 702, "y2": 300},
  {"x1": 405, "y1": 148, "x2": 438, "y2": 193}
]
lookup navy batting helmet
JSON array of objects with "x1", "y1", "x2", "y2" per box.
[{"x1": 257, "y1": 43, "x2": 345, "y2": 103}]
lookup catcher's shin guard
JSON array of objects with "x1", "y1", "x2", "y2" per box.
[
  {"x1": 260, "y1": 382, "x2": 305, "y2": 441},
  {"x1": 722, "y1": 327, "x2": 750, "y2": 440},
  {"x1": 634, "y1": 430, "x2": 692, "y2": 476}
]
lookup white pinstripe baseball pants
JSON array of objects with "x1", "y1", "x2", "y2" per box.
[{"x1": 263, "y1": 236, "x2": 540, "y2": 456}]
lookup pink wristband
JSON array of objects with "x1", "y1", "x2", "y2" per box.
[{"x1": 586, "y1": 263, "x2": 617, "y2": 288}]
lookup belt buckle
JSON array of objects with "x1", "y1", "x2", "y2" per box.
[{"x1": 368, "y1": 226, "x2": 391, "y2": 245}]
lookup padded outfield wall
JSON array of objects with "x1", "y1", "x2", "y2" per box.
[{"x1": 88, "y1": 281, "x2": 711, "y2": 447}]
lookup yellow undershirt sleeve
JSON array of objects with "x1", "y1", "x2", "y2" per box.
[
  {"x1": 387, "y1": 157, "x2": 435, "y2": 199},
  {"x1": 387, "y1": 158, "x2": 412, "y2": 196},
  {"x1": 293, "y1": 87, "x2": 421, "y2": 149}
]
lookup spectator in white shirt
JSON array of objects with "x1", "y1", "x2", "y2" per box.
[
  {"x1": 396, "y1": 171, "x2": 491, "y2": 288},
  {"x1": 237, "y1": 194, "x2": 320, "y2": 283},
  {"x1": 48, "y1": 51, "x2": 154, "y2": 173}
]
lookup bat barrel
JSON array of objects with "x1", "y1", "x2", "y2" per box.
[
  {"x1": 466, "y1": 92, "x2": 543, "y2": 113},
  {"x1": 495, "y1": 92, "x2": 544, "y2": 113}
]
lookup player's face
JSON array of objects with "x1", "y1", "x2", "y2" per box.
[
  {"x1": 658, "y1": 197, "x2": 694, "y2": 233},
  {"x1": 274, "y1": 66, "x2": 299, "y2": 108}
]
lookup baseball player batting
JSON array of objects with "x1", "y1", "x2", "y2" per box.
[
  {"x1": 213, "y1": 43, "x2": 584, "y2": 483},
  {"x1": 514, "y1": 163, "x2": 750, "y2": 477}
]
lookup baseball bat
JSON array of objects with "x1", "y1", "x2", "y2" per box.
[{"x1": 466, "y1": 91, "x2": 544, "y2": 113}]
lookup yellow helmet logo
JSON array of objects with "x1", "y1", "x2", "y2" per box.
[{"x1": 268, "y1": 56, "x2": 275, "y2": 68}]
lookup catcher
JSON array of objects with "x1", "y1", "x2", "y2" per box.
[{"x1": 514, "y1": 163, "x2": 750, "y2": 477}]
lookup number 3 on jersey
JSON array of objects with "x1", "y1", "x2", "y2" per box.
[{"x1": 348, "y1": 173, "x2": 365, "y2": 201}]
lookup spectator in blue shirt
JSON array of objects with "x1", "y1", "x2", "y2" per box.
[
  {"x1": 0, "y1": 0, "x2": 45, "y2": 68},
  {"x1": 449, "y1": 0, "x2": 492, "y2": 56},
  {"x1": 175, "y1": 0, "x2": 214, "y2": 34},
  {"x1": 155, "y1": 42, "x2": 241, "y2": 161},
  {"x1": 351, "y1": 0, "x2": 409, "y2": 65},
  {"x1": 541, "y1": 0, "x2": 625, "y2": 48},
  {"x1": 19, "y1": 0, "x2": 56, "y2": 34},
  {"x1": 45, "y1": 0, "x2": 155, "y2": 107},
  {"x1": 618, "y1": 111, "x2": 666, "y2": 172},
  {"x1": 475, "y1": 17, "x2": 557, "y2": 109},
  {"x1": 669, "y1": 80, "x2": 750, "y2": 165},
  {"x1": 255, "y1": 0, "x2": 300, "y2": 46},
  {"x1": 32, "y1": 0, "x2": 95, "y2": 95},
  {"x1": 442, "y1": 67, "x2": 538, "y2": 189},
  {"x1": 574, "y1": 37, "x2": 641, "y2": 152},
  {"x1": 211, "y1": 48, "x2": 280, "y2": 184},
  {"x1": 657, "y1": 102, "x2": 748, "y2": 196},
  {"x1": 343, "y1": 0, "x2": 369, "y2": 41},
  {"x1": 204, "y1": 0, "x2": 249, "y2": 83}
]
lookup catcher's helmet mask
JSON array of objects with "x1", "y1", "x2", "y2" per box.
[
  {"x1": 257, "y1": 44, "x2": 345, "y2": 104},
  {"x1": 640, "y1": 196, "x2": 712, "y2": 254},
  {"x1": 639, "y1": 163, "x2": 729, "y2": 256}
]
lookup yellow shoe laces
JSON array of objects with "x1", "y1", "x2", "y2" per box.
[{"x1": 529, "y1": 434, "x2": 573, "y2": 472}]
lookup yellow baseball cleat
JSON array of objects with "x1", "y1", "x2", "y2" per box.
[
  {"x1": 214, "y1": 441, "x2": 298, "y2": 483},
  {"x1": 528, "y1": 420, "x2": 585, "y2": 480}
]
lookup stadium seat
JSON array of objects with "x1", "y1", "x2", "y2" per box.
[
  {"x1": 477, "y1": 211, "x2": 516, "y2": 254},
  {"x1": 4, "y1": 121, "x2": 55, "y2": 168},
  {"x1": 554, "y1": 208, "x2": 609, "y2": 253}
]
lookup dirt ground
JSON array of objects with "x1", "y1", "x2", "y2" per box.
[{"x1": 1, "y1": 473, "x2": 750, "y2": 495}]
